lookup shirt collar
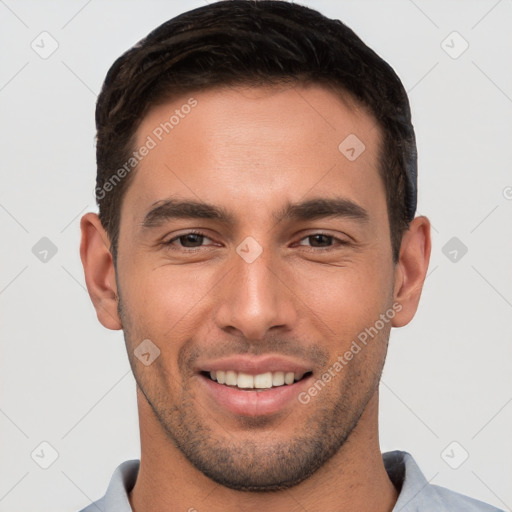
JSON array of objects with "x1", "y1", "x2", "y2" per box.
[
  {"x1": 96, "y1": 450, "x2": 448, "y2": 511},
  {"x1": 384, "y1": 450, "x2": 438, "y2": 511},
  {"x1": 103, "y1": 459, "x2": 138, "y2": 511}
]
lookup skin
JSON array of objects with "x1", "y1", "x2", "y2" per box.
[{"x1": 80, "y1": 84, "x2": 431, "y2": 512}]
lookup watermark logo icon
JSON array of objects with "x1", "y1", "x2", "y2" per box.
[
  {"x1": 338, "y1": 134, "x2": 366, "y2": 161},
  {"x1": 441, "y1": 31, "x2": 469, "y2": 60},
  {"x1": 31, "y1": 31, "x2": 59, "y2": 59},
  {"x1": 442, "y1": 237, "x2": 468, "y2": 263},
  {"x1": 31, "y1": 441, "x2": 59, "y2": 469},
  {"x1": 236, "y1": 236, "x2": 263, "y2": 263},
  {"x1": 134, "y1": 339, "x2": 161, "y2": 366},
  {"x1": 32, "y1": 237, "x2": 58, "y2": 263},
  {"x1": 441, "y1": 441, "x2": 469, "y2": 469}
]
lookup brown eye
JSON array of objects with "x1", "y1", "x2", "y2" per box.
[
  {"x1": 165, "y1": 231, "x2": 214, "y2": 249},
  {"x1": 296, "y1": 233, "x2": 349, "y2": 250},
  {"x1": 307, "y1": 234, "x2": 333, "y2": 247},
  {"x1": 176, "y1": 233, "x2": 205, "y2": 248}
]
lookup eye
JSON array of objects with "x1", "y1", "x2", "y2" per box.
[
  {"x1": 163, "y1": 231, "x2": 348, "y2": 252},
  {"x1": 296, "y1": 233, "x2": 348, "y2": 249},
  {"x1": 164, "y1": 231, "x2": 215, "y2": 249}
]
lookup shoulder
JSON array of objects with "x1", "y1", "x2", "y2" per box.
[
  {"x1": 77, "y1": 459, "x2": 140, "y2": 512},
  {"x1": 383, "y1": 450, "x2": 504, "y2": 512},
  {"x1": 427, "y1": 483, "x2": 505, "y2": 512},
  {"x1": 78, "y1": 496, "x2": 106, "y2": 512}
]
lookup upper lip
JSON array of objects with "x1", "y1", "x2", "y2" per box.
[{"x1": 196, "y1": 355, "x2": 312, "y2": 375}]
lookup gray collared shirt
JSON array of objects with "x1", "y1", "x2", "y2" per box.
[{"x1": 79, "y1": 450, "x2": 504, "y2": 511}]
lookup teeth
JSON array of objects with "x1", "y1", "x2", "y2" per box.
[
  {"x1": 272, "y1": 371, "x2": 285, "y2": 386},
  {"x1": 237, "y1": 372, "x2": 254, "y2": 389},
  {"x1": 225, "y1": 371, "x2": 237, "y2": 386},
  {"x1": 254, "y1": 372, "x2": 272, "y2": 389},
  {"x1": 208, "y1": 370, "x2": 307, "y2": 389}
]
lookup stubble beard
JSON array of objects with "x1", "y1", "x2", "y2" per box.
[{"x1": 118, "y1": 294, "x2": 388, "y2": 492}]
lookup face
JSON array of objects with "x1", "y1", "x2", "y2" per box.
[{"x1": 115, "y1": 84, "x2": 397, "y2": 491}]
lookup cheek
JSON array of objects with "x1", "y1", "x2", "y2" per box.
[
  {"x1": 120, "y1": 263, "x2": 218, "y2": 337},
  {"x1": 292, "y1": 262, "x2": 393, "y2": 341}
]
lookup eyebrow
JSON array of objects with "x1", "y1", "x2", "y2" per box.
[{"x1": 141, "y1": 197, "x2": 369, "y2": 229}]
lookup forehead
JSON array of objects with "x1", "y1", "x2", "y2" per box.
[{"x1": 124, "y1": 84, "x2": 384, "y2": 223}]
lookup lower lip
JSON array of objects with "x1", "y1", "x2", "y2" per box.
[{"x1": 199, "y1": 374, "x2": 313, "y2": 417}]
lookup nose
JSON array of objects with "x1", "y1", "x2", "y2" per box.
[{"x1": 214, "y1": 247, "x2": 298, "y2": 341}]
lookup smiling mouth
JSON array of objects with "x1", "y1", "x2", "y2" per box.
[{"x1": 201, "y1": 370, "x2": 313, "y2": 391}]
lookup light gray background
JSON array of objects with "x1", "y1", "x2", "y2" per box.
[{"x1": 0, "y1": 0, "x2": 511, "y2": 511}]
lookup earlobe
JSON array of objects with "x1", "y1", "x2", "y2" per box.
[
  {"x1": 391, "y1": 216, "x2": 431, "y2": 328},
  {"x1": 80, "y1": 212, "x2": 122, "y2": 330}
]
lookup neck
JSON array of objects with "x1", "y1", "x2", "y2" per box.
[{"x1": 129, "y1": 388, "x2": 398, "y2": 512}]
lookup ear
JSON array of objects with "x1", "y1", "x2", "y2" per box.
[
  {"x1": 391, "y1": 216, "x2": 431, "y2": 327},
  {"x1": 80, "y1": 212, "x2": 122, "y2": 330}
]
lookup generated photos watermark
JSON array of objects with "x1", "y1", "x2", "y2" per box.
[
  {"x1": 298, "y1": 302, "x2": 402, "y2": 404},
  {"x1": 95, "y1": 97, "x2": 198, "y2": 200}
]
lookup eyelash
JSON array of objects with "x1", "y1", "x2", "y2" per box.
[{"x1": 163, "y1": 230, "x2": 349, "y2": 252}]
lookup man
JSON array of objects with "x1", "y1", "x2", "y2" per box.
[{"x1": 79, "y1": 1, "x2": 502, "y2": 511}]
